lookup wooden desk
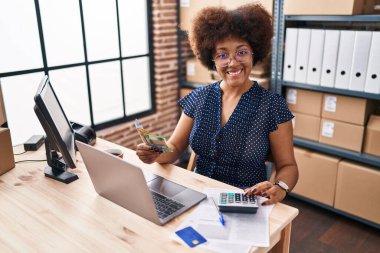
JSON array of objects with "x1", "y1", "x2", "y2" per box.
[{"x1": 1, "y1": 139, "x2": 298, "y2": 253}]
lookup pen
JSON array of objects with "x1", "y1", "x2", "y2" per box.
[{"x1": 211, "y1": 198, "x2": 225, "y2": 226}]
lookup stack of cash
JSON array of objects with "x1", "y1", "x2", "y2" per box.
[{"x1": 134, "y1": 119, "x2": 172, "y2": 153}]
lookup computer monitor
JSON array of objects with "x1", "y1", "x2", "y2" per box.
[{"x1": 34, "y1": 75, "x2": 78, "y2": 184}]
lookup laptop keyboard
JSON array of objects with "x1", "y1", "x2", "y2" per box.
[{"x1": 150, "y1": 190, "x2": 185, "y2": 220}]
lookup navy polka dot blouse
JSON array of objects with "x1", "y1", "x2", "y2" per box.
[{"x1": 178, "y1": 81, "x2": 294, "y2": 189}]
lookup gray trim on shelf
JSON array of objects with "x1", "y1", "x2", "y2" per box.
[
  {"x1": 283, "y1": 81, "x2": 380, "y2": 100},
  {"x1": 285, "y1": 15, "x2": 380, "y2": 22},
  {"x1": 293, "y1": 137, "x2": 380, "y2": 169}
]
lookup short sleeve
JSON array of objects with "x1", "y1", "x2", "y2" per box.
[
  {"x1": 178, "y1": 89, "x2": 199, "y2": 118},
  {"x1": 268, "y1": 94, "x2": 294, "y2": 132}
]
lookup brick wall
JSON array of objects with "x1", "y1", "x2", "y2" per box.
[{"x1": 97, "y1": 0, "x2": 180, "y2": 149}]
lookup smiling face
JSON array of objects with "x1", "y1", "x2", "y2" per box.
[{"x1": 213, "y1": 36, "x2": 254, "y2": 89}]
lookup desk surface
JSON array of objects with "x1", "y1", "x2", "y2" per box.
[{"x1": 1, "y1": 139, "x2": 298, "y2": 253}]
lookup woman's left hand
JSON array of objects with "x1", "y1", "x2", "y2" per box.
[{"x1": 244, "y1": 181, "x2": 286, "y2": 206}]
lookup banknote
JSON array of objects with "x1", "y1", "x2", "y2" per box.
[{"x1": 134, "y1": 119, "x2": 172, "y2": 153}]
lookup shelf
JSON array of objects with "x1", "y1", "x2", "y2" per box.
[
  {"x1": 282, "y1": 81, "x2": 380, "y2": 100},
  {"x1": 178, "y1": 30, "x2": 188, "y2": 36},
  {"x1": 293, "y1": 137, "x2": 380, "y2": 169},
  {"x1": 276, "y1": 2, "x2": 380, "y2": 230},
  {"x1": 181, "y1": 81, "x2": 206, "y2": 89},
  {"x1": 289, "y1": 194, "x2": 380, "y2": 230},
  {"x1": 285, "y1": 15, "x2": 380, "y2": 22}
]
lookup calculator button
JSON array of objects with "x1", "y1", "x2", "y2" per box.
[{"x1": 235, "y1": 193, "x2": 241, "y2": 203}]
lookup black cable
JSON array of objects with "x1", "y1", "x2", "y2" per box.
[{"x1": 15, "y1": 159, "x2": 46, "y2": 164}]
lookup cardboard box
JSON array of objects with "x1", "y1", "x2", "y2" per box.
[
  {"x1": 292, "y1": 112, "x2": 321, "y2": 141},
  {"x1": 180, "y1": 88, "x2": 193, "y2": 99},
  {"x1": 284, "y1": 0, "x2": 377, "y2": 15},
  {"x1": 0, "y1": 128, "x2": 15, "y2": 175},
  {"x1": 253, "y1": 77, "x2": 270, "y2": 90},
  {"x1": 220, "y1": 0, "x2": 273, "y2": 15},
  {"x1": 180, "y1": 0, "x2": 273, "y2": 31},
  {"x1": 251, "y1": 52, "x2": 271, "y2": 78},
  {"x1": 363, "y1": 115, "x2": 380, "y2": 157},
  {"x1": 292, "y1": 147, "x2": 340, "y2": 206},
  {"x1": 210, "y1": 70, "x2": 221, "y2": 81},
  {"x1": 322, "y1": 94, "x2": 375, "y2": 126},
  {"x1": 180, "y1": 0, "x2": 219, "y2": 31},
  {"x1": 186, "y1": 58, "x2": 212, "y2": 84},
  {"x1": 286, "y1": 88, "x2": 323, "y2": 117},
  {"x1": 0, "y1": 84, "x2": 6, "y2": 126},
  {"x1": 319, "y1": 119, "x2": 364, "y2": 152},
  {"x1": 335, "y1": 161, "x2": 380, "y2": 224}
]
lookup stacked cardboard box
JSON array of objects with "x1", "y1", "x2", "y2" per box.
[
  {"x1": 335, "y1": 161, "x2": 380, "y2": 224},
  {"x1": 0, "y1": 86, "x2": 6, "y2": 127},
  {"x1": 179, "y1": 88, "x2": 193, "y2": 99},
  {"x1": 286, "y1": 88, "x2": 322, "y2": 141},
  {"x1": 293, "y1": 147, "x2": 380, "y2": 224},
  {"x1": 180, "y1": 0, "x2": 219, "y2": 32},
  {"x1": 0, "y1": 86, "x2": 14, "y2": 175},
  {"x1": 0, "y1": 128, "x2": 15, "y2": 176},
  {"x1": 286, "y1": 88, "x2": 378, "y2": 152},
  {"x1": 180, "y1": 0, "x2": 273, "y2": 31},
  {"x1": 220, "y1": 0, "x2": 273, "y2": 12},
  {"x1": 293, "y1": 147, "x2": 340, "y2": 206},
  {"x1": 284, "y1": 0, "x2": 377, "y2": 15},
  {"x1": 319, "y1": 94, "x2": 375, "y2": 152},
  {"x1": 251, "y1": 53, "x2": 271, "y2": 90},
  {"x1": 363, "y1": 115, "x2": 380, "y2": 156},
  {"x1": 186, "y1": 58, "x2": 212, "y2": 84}
]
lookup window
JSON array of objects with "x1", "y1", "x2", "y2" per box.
[{"x1": 0, "y1": 0, "x2": 154, "y2": 145}]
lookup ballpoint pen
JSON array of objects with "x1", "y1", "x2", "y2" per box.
[{"x1": 211, "y1": 197, "x2": 225, "y2": 226}]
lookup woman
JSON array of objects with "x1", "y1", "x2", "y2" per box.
[{"x1": 136, "y1": 4, "x2": 298, "y2": 206}]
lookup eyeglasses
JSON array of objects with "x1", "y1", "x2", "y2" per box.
[{"x1": 213, "y1": 49, "x2": 254, "y2": 67}]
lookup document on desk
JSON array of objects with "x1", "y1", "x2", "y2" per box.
[{"x1": 173, "y1": 188, "x2": 274, "y2": 253}]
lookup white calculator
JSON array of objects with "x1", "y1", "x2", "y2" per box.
[{"x1": 218, "y1": 192, "x2": 259, "y2": 213}]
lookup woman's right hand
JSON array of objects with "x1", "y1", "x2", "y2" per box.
[{"x1": 136, "y1": 143, "x2": 162, "y2": 164}]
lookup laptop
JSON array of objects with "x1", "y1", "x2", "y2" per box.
[{"x1": 76, "y1": 141, "x2": 206, "y2": 225}]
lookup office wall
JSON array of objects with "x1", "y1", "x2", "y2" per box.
[{"x1": 97, "y1": 0, "x2": 180, "y2": 149}]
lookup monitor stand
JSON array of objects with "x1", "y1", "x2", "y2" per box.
[{"x1": 44, "y1": 138, "x2": 78, "y2": 184}]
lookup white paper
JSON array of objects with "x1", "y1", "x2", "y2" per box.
[
  {"x1": 322, "y1": 121, "x2": 335, "y2": 138},
  {"x1": 324, "y1": 95, "x2": 337, "y2": 112},
  {"x1": 180, "y1": 0, "x2": 190, "y2": 8},
  {"x1": 286, "y1": 88, "x2": 297, "y2": 104},
  {"x1": 187, "y1": 62, "x2": 195, "y2": 76},
  {"x1": 172, "y1": 188, "x2": 274, "y2": 253}
]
